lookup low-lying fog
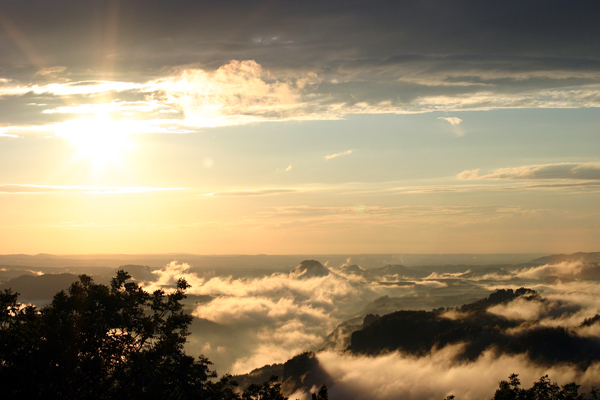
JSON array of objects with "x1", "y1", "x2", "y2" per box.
[{"x1": 2, "y1": 253, "x2": 599, "y2": 399}]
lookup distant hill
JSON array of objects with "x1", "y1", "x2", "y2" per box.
[
  {"x1": 0, "y1": 253, "x2": 550, "y2": 269},
  {"x1": 348, "y1": 288, "x2": 600, "y2": 366},
  {"x1": 290, "y1": 260, "x2": 330, "y2": 278},
  {"x1": 335, "y1": 263, "x2": 429, "y2": 281},
  {"x1": 527, "y1": 251, "x2": 600, "y2": 265},
  {"x1": 367, "y1": 264, "x2": 428, "y2": 279},
  {"x1": 0, "y1": 273, "x2": 79, "y2": 304},
  {"x1": 0, "y1": 267, "x2": 43, "y2": 284}
]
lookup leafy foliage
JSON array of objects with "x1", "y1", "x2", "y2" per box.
[
  {"x1": 242, "y1": 376, "x2": 288, "y2": 400},
  {"x1": 0, "y1": 271, "x2": 252, "y2": 399},
  {"x1": 492, "y1": 374, "x2": 595, "y2": 400},
  {"x1": 446, "y1": 374, "x2": 598, "y2": 400}
]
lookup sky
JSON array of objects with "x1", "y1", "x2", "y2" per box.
[{"x1": 0, "y1": 0, "x2": 599, "y2": 255}]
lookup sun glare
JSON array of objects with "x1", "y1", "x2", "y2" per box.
[{"x1": 56, "y1": 116, "x2": 135, "y2": 169}]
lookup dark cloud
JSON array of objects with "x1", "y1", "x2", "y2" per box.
[{"x1": 1, "y1": 1, "x2": 598, "y2": 73}]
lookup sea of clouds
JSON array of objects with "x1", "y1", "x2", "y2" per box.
[{"x1": 141, "y1": 259, "x2": 600, "y2": 399}]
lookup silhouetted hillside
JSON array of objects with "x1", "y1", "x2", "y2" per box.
[
  {"x1": 320, "y1": 289, "x2": 488, "y2": 351},
  {"x1": 349, "y1": 309, "x2": 515, "y2": 359},
  {"x1": 348, "y1": 288, "x2": 600, "y2": 366},
  {"x1": 459, "y1": 288, "x2": 537, "y2": 313},
  {"x1": 0, "y1": 268, "x2": 43, "y2": 284},
  {"x1": 281, "y1": 352, "x2": 332, "y2": 396},
  {"x1": 232, "y1": 363, "x2": 284, "y2": 389},
  {"x1": 0, "y1": 273, "x2": 79, "y2": 303}
]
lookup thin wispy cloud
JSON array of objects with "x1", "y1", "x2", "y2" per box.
[
  {"x1": 325, "y1": 150, "x2": 353, "y2": 161},
  {"x1": 34, "y1": 66, "x2": 67, "y2": 76},
  {"x1": 456, "y1": 169, "x2": 480, "y2": 180},
  {"x1": 255, "y1": 204, "x2": 549, "y2": 230},
  {"x1": 0, "y1": 119, "x2": 194, "y2": 138},
  {"x1": 392, "y1": 181, "x2": 600, "y2": 193},
  {"x1": 438, "y1": 116, "x2": 462, "y2": 126},
  {"x1": 0, "y1": 80, "x2": 144, "y2": 97},
  {"x1": 0, "y1": 184, "x2": 185, "y2": 194},
  {"x1": 205, "y1": 188, "x2": 298, "y2": 197},
  {"x1": 203, "y1": 178, "x2": 600, "y2": 203},
  {"x1": 275, "y1": 164, "x2": 294, "y2": 173},
  {"x1": 41, "y1": 100, "x2": 174, "y2": 115},
  {"x1": 458, "y1": 162, "x2": 600, "y2": 181},
  {"x1": 0, "y1": 123, "x2": 59, "y2": 137},
  {"x1": 39, "y1": 221, "x2": 202, "y2": 230}
]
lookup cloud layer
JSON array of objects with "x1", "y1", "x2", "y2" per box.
[
  {"x1": 140, "y1": 255, "x2": 600, "y2": 381},
  {"x1": 317, "y1": 347, "x2": 600, "y2": 400},
  {"x1": 3, "y1": 61, "x2": 599, "y2": 136},
  {"x1": 143, "y1": 261, "x2": 378, "y2": 374}
]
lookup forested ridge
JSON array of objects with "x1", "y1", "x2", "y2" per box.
[{"x1": 349, "y1": 288, "x2": 600, "y2": 366}]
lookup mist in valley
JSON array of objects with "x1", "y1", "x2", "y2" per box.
[{"x1": 3, "y1": 252, "x2": 600, "y2": 399}]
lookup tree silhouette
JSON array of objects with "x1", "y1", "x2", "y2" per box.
[
  {"x1": 491, "y1": 374, "x2": 591, "y2": 400},
  {"x1": 242, "y1": 375, "x2": 288, "y2": 400},
  {"x1": 312, "y1": 384, "x2": 329, "y2": 400},
  {"x1": 443, "y1": 374, "x2": 597, "y2": 400},
  {"x1": 0, "y1": 271, "x2": 236, "y2": 400}
]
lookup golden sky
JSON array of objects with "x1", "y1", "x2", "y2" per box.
[{"x1": 0, "y1": 1, "x2": 599, "y2": 254}]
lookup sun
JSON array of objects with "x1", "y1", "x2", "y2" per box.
[{"x1": 56, "y1": 115, "x2": 135, "y2": 170}]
